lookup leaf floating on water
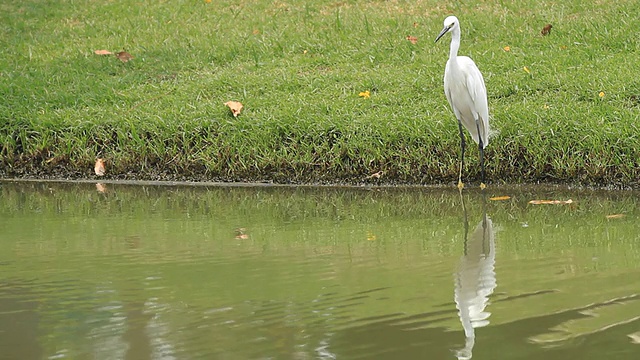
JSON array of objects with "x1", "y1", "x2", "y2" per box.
[
  {"x1": 406, "y1": 35, "x2": 418, "y2": 44},
  {"x1": 94, "y1": 158, "x2": 106, "y2": 176},
  {"x1": 94, "y1": 49, "x2": 113, "y2": 55},
  {"x1": 224, "y1": 101, "x2": 243, "y2": 117},
  {"x1": 605, "y1": 214, "x2": 625, "y2": 219},
  {"x1": 628, "y1": 331, "x2": 640, "y2": 344},
  {"x1": 116, "y1": 51, "x2": 134, "y2": 62},
  {"x1": 528, "y1": 199, "x2": 573, "y2": 205},
  {"x1": 234, "y1": 227, "x2": 249, "y2": 240},
  {"x1": 489, "y1": 195, "x2": 511, "y2": 201},
  {"x1": 96, "y1": 183, "x2": 107, "y2": 193},
  {"x1": 541, "y1": 24, "x2": 553, "y2": 36}
]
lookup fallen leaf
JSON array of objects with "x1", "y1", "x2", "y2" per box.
[
  {"x1": 224, "y1": 101, "x2": 243, "y2": 117},
  {"x1": 116, "y1": 51, "x2": 134, "y2": 62},
  {"x1": 234, "y1": 227, "x2": 249, "y2": 240},
  {"x1": 205, "y1": 0, "x2": 212, "y2": 3},
  {"x1": 366, "y1": 171, "x2": 384, "y2": 179},
  {"x1": 94, "y1": 158, "x2": 106, "y2": 176},
  {"x1": 367, "y1": 231, "x2": 376, "y2": 241},
  {"x1": 358, "y1": 90, "x2": 370, "y2": 99},
  {"x1": 406, "y1": 35, "x2": 418, "y2": 44},
  {"x1": 45, "y1": 156, "x2": 64, "y2": 164},
  {"x1": 528, "y1": 199, "x2": 573, "y2": 205},
  {"x1": 523, "y1": 66, "x2": 531, "y2": 74},
  {"x1": 628, "y1": 331, "x2": 640, "y2": 344},
  {"x1": 489, "y1": 195, "x2": 511, "y2": 201},
  {"x1": 605, "y1": 214, "x2": 625, "y2": 219},
  {"x1": 252, "y1": 29, "x2": 260, "y2": 35},
  {"x1": 541, "y1": 24, "x2": 553, "y2": 36},
  {"x1": 94, "y1": 49, "x2": 113, "y2": 55},
  {"x1": 96, "y1": 183, "x2": 107, "y2": 193},
  {"x1": 503, "y1": 46, "x2": 510, "y2": 52},
  {"x1": 599, "y1": 91, "x2": 605, "y2": 98}
]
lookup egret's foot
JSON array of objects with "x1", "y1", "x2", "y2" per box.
[
  {"x1": 480, "y1": 182, "x2": 487, "y2": 190},
  {"x1": 457, "y1": 180, "x2": 465, "y2": 191}
]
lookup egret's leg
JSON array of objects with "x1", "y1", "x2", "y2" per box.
[
  {"x1": 475, "y1": 118, "x2": 486, "y2": 190},
  {"x1": 460, "y1": 190, "x2": 469, "y2": 252},
  {"x1": 457, "y1": 120, "x2": 466, "y2": 191},
  {"x1": 479, "y1": 144, "x2": 486, "y2": 190}
]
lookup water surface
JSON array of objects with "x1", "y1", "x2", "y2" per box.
[{"x1": 1, "y1": 181, "x2": 639, "y2": 359}]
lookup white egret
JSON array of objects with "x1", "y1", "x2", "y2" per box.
[{"x1": 435, "y1": 16, "x2": 489, "y2": 190}]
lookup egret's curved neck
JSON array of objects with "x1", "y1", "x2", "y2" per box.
[{"x1": 449, "y1": 27, "x2": 461, "y2": 63}]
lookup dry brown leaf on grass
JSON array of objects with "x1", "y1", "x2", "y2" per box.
[
  {"x1": 489, "y1": 195, "x2": 511, "y2": 201},
  {"x1": 94, "y1": 49, "x2": 113, "y2": 55},
  {"x1": 116, "y1": 51, "x2": 134, "y2": 62},
  {"x1": 95, "y1": 183, "x2": 107, "y2": 193},
  {"x1": 528, "y1": 199, "x2": 573, "y2": 205},
  {"x1": 541, "y1": 24, "x2": 553, "y2": 36},
  {"x1": 605, "y1": 214, "x2": 625, "y2": 219},
  {"x1": 406, "y1": 35, "x2": 418, "y2": 44},
  {"x1": 45, "y1": 155, "x2": 64, "y2": 165},
  {"x1": 366, "y1": 171, "x2": 384, "y2": 179},
  {"x1": 224, "y1": 101, "x2": 243, "y2": 117},
  {"x1": 94, "y1": 158, "x2": 106, "y2": 176}
]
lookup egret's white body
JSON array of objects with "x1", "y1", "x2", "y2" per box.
[
  {"x1": 444, "y1": 57, "x2": 489, "y2": 148},
  {"x1": 435, "y1": 15, "x2": 489, "y2": 189}
]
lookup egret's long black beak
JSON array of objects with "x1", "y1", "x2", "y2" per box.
[{"x1": 434, "y1": 24, "x2": 453, "y2": 43}]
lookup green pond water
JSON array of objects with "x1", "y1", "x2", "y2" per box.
[{"x1": 1, "y1": 180, "x2": 639, "y2": 359}]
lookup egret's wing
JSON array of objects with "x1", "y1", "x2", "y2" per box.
[
  {"x1": 459, "y1": 58, "x2": 487, "y2": 112},
  {"x1": 459, "y1": 57, "x2": 490, "y2": 147},
  {"x1": 443, "y1": 62, "x2": 462, "y2": 120}
]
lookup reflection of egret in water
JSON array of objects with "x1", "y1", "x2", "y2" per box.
[{"x1": 454, "y1": 195, "x2": 496, "y2": 360}]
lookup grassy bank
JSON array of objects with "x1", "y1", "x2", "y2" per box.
[{"x1": 1, "y1": 0, "x2": 639, "y2": 187}]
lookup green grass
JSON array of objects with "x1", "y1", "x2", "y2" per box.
[{"x1": 1, "y1": 0, "x2": 639, "y2": 187}]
